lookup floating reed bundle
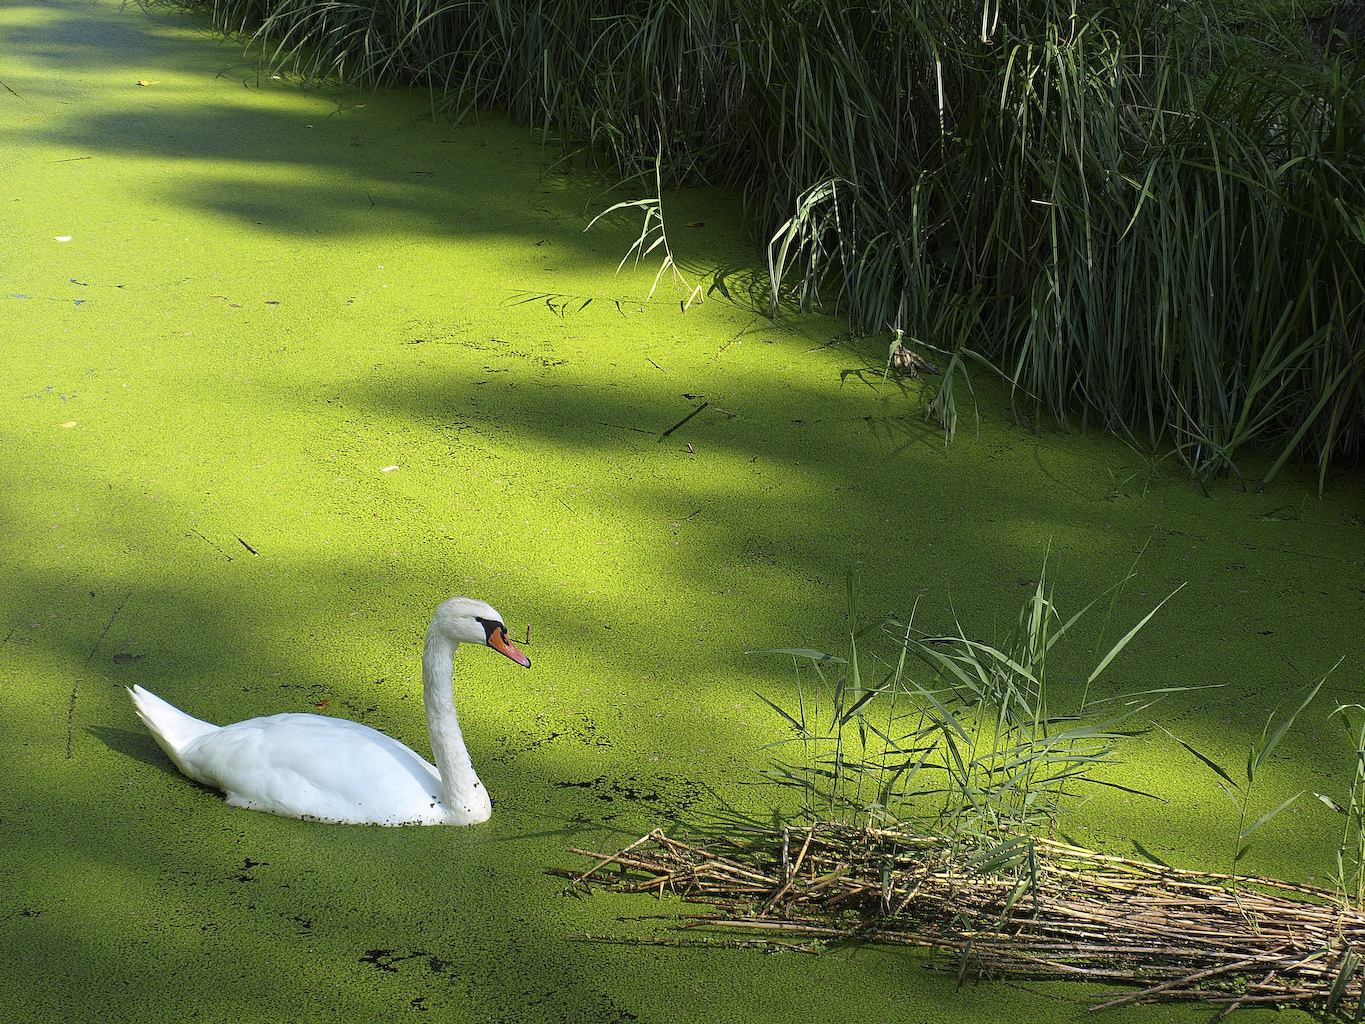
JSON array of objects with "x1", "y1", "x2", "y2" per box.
[{"x1": 557, "y1": 825, "x2": 1365, "y2": 1017}]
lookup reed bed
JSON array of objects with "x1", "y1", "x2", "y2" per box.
[
  {"x1": 189, "y1": 0, "x2": 1365, "y2": 484},
  {"x1": 574, "y1": 570, "x2": 1354, "y2": 1013},
  {"x1": 558, "y1": 824, "x2": 1365, "y2": 1016}
]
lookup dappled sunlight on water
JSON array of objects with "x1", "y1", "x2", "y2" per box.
[{"x1": 2, "y1": 1, "x2": 1362, "y2": 1022}]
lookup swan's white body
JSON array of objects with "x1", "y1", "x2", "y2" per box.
[{"x1": 128, "y1": 597, "x2": 530, "y2": 826}]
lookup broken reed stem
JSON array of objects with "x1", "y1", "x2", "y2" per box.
[{"x1": 555, "y1": 825, "x2": 1365, "y2": 1014}]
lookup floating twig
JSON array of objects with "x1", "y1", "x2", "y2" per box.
[{"x1": 660, "y1": 400, "x2": 708, "y2": 441}]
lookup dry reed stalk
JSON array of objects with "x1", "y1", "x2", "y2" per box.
[{"x1": 555, "y1": 825, "x2": 1365, "y2": 1015}]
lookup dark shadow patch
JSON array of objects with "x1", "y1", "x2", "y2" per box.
[
  {"x1": 491, "y1": 713, "x2": 611, "y2": 762},
  {"x1": 86, "y1": 724, "x2": 171, "y2": 771},
  {"x1": 552, "y1": 775, "x2": 703, "y2": 818}
]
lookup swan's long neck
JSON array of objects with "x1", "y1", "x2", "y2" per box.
[{"x1": 421, "y1": 627, "x2": 485, "y2": 819}]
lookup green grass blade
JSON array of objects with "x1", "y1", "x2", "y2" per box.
[
  {"x1": 1085, "y1": 583, "x2": 1186, "y2": 686},
  {"x1": 1253, "y1": 672, "x2": 1333, "y2": 774},
  {"x1": 1237, "y1": 790, "x2": 1303, "y2": 840},
  {"x1": 1160, "y1": 725, "x2": 1240, "y2": 790}
]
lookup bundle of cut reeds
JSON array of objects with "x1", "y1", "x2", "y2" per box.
[{"x1": 557, "y1": 825, "x2": 1365, "y2": 1017}]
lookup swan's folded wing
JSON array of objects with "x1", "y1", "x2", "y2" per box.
[{"x1": 181, "y1": 713, "x2": 447, "y2": 825}]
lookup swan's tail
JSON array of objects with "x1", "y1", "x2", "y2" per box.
[{"x1": 128, "y1": 684, "x2": 218, "y2": 761}]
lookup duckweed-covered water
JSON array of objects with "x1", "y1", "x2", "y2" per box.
[{"x1": 3, "y1": 2, "x2": 1363, "y2": 1021}]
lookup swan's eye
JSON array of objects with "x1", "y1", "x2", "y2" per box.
[{"x1": 476, "y1": 617, "x2": 505, "y2": 642}]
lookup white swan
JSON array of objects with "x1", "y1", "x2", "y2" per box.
[{"x1": 127, "y1": 596, "x2": 530, "y2": 825}]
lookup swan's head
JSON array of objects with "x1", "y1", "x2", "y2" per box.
[{"x1": 430, "y1": 597, "x2": 531, "y2": 668}]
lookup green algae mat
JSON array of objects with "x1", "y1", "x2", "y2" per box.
[{"x1": 3, "y1": 2, "x2": 1364, "y2": 1021}]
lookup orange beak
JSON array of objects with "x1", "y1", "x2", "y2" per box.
[{"x1": 488, "y1": 625, "x2": 531, "y2": 668}]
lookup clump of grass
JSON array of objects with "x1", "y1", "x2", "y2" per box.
[
  {"x1": 564, "y1": 574, "x2": 1362, "y2": 1016},
  {"x1": 754, "y1": 2, "x2": 1365, "y2": 486},
  {"x1": 585, "y1": 157, "x2": 705, "y2": 310},
  {"x1": 757, "y1": 564, "x2": 1184, "y2": 856}
]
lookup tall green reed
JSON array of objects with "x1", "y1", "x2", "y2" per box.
[
  {"x1": 1163, "y1": 673, "x2": 1333, "y2": 887},
  {"x1": 1314, "y1": 694, "x2": 1365, "y2": 910},
  {"x1": 585, "y1": 157, "x2": 705, "y2": 309}
]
